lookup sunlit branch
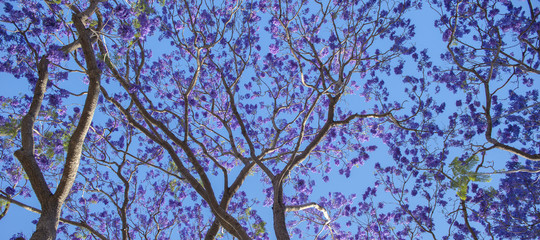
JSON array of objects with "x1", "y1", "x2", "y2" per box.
[{"x1": 285, "y1": 202, "x2": 331, "y2": 225}]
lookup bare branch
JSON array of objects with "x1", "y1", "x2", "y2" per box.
[{"x1": 286, "y1": 202, "x2": 331, "y2": 225}]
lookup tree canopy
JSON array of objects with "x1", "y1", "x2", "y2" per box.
[{"x1": 0, "y1": 0, "x2": 538, "y2": 239}]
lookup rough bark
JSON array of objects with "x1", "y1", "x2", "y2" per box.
[
  {"x1": 30, "y1": 200, "x2": 61, "y2": 240},
  {"x1": 272, "y1": 178, "x2": 290, "y2": 240}
]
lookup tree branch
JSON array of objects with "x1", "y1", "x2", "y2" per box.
[
  {"x1": 285, "y1": 202, "x2": 331, "y2": 224},
  {"x1": 13, "y1": 56, "x2": 52, "y2": 204},
  {"x1": 54, "y1": 3, "x2": 102, "y2": 203}
]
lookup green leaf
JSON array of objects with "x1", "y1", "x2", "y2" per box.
[
  {"x1": 0, "y1": 117, "x2": 20, "y2": 137},
  {"x1": 457, "y1": 184, "x2": 468, "y2": 200},
  {"x1": 253, "y1": 220, "x2": 266, "y2": 235},
  {"x1": 237, "y1": 144, "x2": 246, "y2": 154},
  {"x1": 133, "y1": 19, "x2": 141, "y2": 29},
  {"x1": 449, "y1": 155, "x2": 491, "y2": 200},
  {"x1": 0, "y1": 199, "x2": 8, "y2": 207},
  {"x1": 169, "y1": 179, "x2": 178, "y2": 191}
]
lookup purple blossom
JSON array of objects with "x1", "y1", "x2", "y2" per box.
[
  {"x1": 118, "y1": 24, "x2": 135, "y2": 41},
  {"x1": 5, "y1": 186, "x2": 15, "y2": 195},
  {"x1": 442, "y1": 29, "x2": 452, "y2": 42},
  {"x1": 47, "y1": 45, "x2": 69, "y2": 64},
  {"x1": 114, "y1": 5, "x2": 131, "y2": 20},
  {"x1": 269, "y1": 44, "x2": 279, "y2": 55},
  {"x1": 0, "y1": 1, "x2": 538, "y2": 239},
  {"x1": 43, "y1": 17, "x2": 61, "y2": 33},
  {"x1": 4, "y1": 3, "x2": 13, "y2": 12}
]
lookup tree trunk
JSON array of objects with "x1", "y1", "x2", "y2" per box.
[
  {"x1": 272, "y1": 180, "x2": 290, "y2": 240},
  {"x1": 29, "y1": 200, "x2": 61, "y2": 240},
  {"x1": 14, "y1": 3, "x2": 103, "y2": 238}
]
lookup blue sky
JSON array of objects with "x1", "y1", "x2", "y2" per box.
[
  {"x1": 0, "y1": 5, "x2": 443, "y2": 239},
  {"x1": 0, "y1": 2, "x2": 524, "y2": 239}
]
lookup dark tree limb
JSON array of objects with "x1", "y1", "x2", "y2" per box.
[{"x1": 12, "y1": 2, "x2": 103, "y2": 239}]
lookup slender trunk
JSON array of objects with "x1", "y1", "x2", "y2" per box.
[
  {"x1": 272, "y1": 179, "x2": 290, "y2": 240},
  {"x1": 204, "y1": 221, "x2": 220, "y2": 240},
  {"x1": 14, "y1": 3, "x2": 102, "y2": 239}
]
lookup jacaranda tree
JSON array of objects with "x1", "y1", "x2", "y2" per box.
[{"x1": 0, "y1": 0, "x2": 538, "y2": 239}]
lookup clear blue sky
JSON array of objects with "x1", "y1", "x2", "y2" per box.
[{"x1": 0, "y1": 3, "x2": 516, "y2": 239}]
